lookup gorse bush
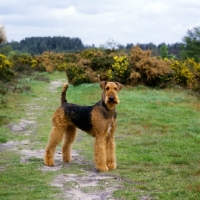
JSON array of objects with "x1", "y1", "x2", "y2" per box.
[
  {"x1": 106, "y1": 55, "x2": 130, "y2": 83},
  {"x1": 80, "y1": 49, "x2": 103, "y2": 59},
  {"x1": 34, "y1": 52, "x2": 67, "y2": 72},
  {"x1": 66, "y1": 63, "x2": 84, "y2": 81},
  {"x1": 34, "y1": 52, "x2": 57, "y2": 72},
  {"x1": 0, "y1": 53, "x2": 14, "y2": 82},
  {"x1": 34, "y1": 51, "x2": 81, "y2": 72},
  {"x1": 11, "y1": 53, "x2": 37, "y2": 73},
  {"x1": 112, "y1": 56, "x2": 129, "y2": 78},
  {"x1": 90, "y1": 56, "x2": 114, "y2": 71},
  {"x1": 170, "y1": 58, "x2": 200, "y2": 88},
  {"x1": 0, "y1": 47, "x2": 200, "y2": 91},
  {"x1": 129, "y1": 46, "x2": 171, "y2": 87},
  {"x1": 65, "y1": 63, "x2": 92, "y2": 85},
  {"x1": 57, "y1": 62, "x2": 67, "y2": 71}
]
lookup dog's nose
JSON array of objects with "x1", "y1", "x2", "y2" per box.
[{"x1": 109, "y1": 95, "x2": 114, "y2": 101}]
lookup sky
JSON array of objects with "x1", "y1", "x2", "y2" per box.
[{"x1": 0, "y1": 0, "x2": 200, "y2": 47}]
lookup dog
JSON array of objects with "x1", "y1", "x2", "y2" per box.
[{"x1": 44, "y1": 81, "x2": 122, "y2": 172}]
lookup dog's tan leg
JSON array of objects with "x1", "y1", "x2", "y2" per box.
[
  {"x1": 106, "y1": 136, "x2": 116, "y2": 170},
  {"x1": 106, "y1": 122, "x2": 116, "y2": 170},
  {"x1": 94, "y1": 135, "x2": 108, "y2": 172},
  {"x1": 44, "y1": 126, "x2": 65, "y2": 166},
  {"x1": 62, "y1": 125, "x2": 77, "y2": 162}
]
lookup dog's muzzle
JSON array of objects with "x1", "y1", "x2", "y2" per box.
[
  {"x1": 108, "y1": 95, "x2": 119, "y2": 104},
  {"x1": 109, "y1": 95, "x2": 115, "y2": 102}
]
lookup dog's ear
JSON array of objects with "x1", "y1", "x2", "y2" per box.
[
  {"x1": 100, "y1": 81, "x2": 107, "y2": 90},
  {"x1": 115, "y1": 82, "x2": 123, "y2": 91}
]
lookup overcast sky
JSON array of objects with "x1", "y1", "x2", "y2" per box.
[{"x1": 0, "y1": 0, "x2": 200, "y2": 46}]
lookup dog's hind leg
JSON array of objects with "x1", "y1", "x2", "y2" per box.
[
  {"x1": 62, "y1": 125, "x2": 77, "y2": 163},
  {"x1": 44, "y1": 126, "x2": 65, "y2": 166}
]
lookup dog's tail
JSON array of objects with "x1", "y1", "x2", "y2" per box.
[{"x1": 61, "y1": 83, "x2": 68, "y2": 106}]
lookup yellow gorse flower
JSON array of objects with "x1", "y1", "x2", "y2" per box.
[
  {"x1": 107, "y1": 69, "x2": 113, "y2": 80},
  {"x1": 57, "y1": 62, "x2": 67, "y2": 71},
  {"x1": 170, "y1": 58, "x2": 200, "y2": 86},
  {"x1": 112, "y1": 56, "x2": 129, "y2": 78},
  {"x1": 0, "y1": 53, "x2": 12, "y2": 68}
]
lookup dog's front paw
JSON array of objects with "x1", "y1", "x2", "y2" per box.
[
  {"x1": 107, "y1": 163, "x2": 116, "y2": 170},
  {"x1": 96, "y1": 166, "x2": 109, "y2": 172},
  {"x1": 44, "y1": 159, "x2": 54, "y2": 167},
  {"x1": 63, "y1": 157, "x2": 71, "y2": 163}
]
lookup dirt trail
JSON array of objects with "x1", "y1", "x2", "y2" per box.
[{"x1": 2, "y1": 80, "x2": 123, "y2": 200}]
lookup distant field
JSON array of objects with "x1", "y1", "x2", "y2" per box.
[{"x1": 0, "y1": 72, "x2": 200, "y2": 200}]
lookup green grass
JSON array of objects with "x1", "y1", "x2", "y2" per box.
[
  {"x1": 113, "y1": 86, "x2": 200, "y2": 199},
  {"x1": 0, "y1": 152, "x2": 59, "y2": 200},
  {"x1": 0, "y1": 71, "x2": 200, "y2": 199}
]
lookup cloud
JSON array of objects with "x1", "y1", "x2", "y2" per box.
[
  {"x1": 0, "y1": 0, "x2": 200, "y2": 46},
  {"x1": 143, "y1": 1, "x2": 169, "y2": 15}
]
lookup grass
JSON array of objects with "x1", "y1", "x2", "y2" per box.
[
  {"x1": 0, "y1": 71, "x2": 200, "y2": 199},
  {"x1": 0, "y1": 152, "x2": 59, "y2": 200},
  {"x1": 113, "y1": 86, "x2": 200, "y2": 199}
]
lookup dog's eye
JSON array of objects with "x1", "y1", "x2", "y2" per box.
[
  {"x1": 106, "y1": 87, "x2": 109, "y2": 91},
  {"x1": 114, "y1": 87, "x2": 117, "y2": 90}
]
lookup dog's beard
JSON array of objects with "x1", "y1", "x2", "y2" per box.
[{"x1": 105, "y1": 96, "x2": 120, "y2": 105}]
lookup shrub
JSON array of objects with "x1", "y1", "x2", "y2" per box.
[
  {"x1": 0, "y1": 54, "x2": 14, "y2": 82},
  {"x1": 170, "y1": 58, "x2": 200, "y2": 88},
  {"x1": 127, "y1": 71, "x2": 141, "y2": 86},
  {"x1": 57, "y1": 62, "x2": 67, "y2": 71},
  {"x1": 129, "y1": 46, "x2": 171, "y2": 86},
  {"x1": 72, "y1": 74, "x2": 91, "y2": 86},
  {"x1": 90, "y1": 56, "x2": 114, "y2": 71},
  {"x1": 55, "y1": 53, "x2": 83, "y2": 72},
  {"x1": 9, "y1": 53, "x2": 37, "y2": 76},
  {"x1": 66, "y1": 63, "x2": 84, "y2": 80},
  {"x1": 136, "y1": 57, "x2": 171, "y2": 86},
  {"x1": 35, "y1": 52, "x2": 65, "y2": 72},
  {"x1": 66, "y1": 63, "x2": 92, "y2": 85},
  {"x1": 78, "y1": 58, "x2": 91, "y2": 68},
  {"x1": 111, "y1": 55, "x2": 130, "y2": 82},
  {"x1": 80, "y1": 49, "x2": 103, "y2": 59},
  {"x1": 106, "y1": 69, "x2": 113, "y2": 80},
  {"x1": 130, "y1": 45, "x2": 151, "y2": 65},
  {"x1": 63, "y1": 52, "x2": 80, "y2": 63},
  {"x1": 36, "y1": 52, "x2": 56, "y2": 72}
]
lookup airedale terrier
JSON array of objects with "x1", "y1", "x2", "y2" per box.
[{"x1": 44, "y1": 81, "x2": 122, "y2": 172}]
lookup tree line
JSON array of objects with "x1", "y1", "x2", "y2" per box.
[
  {"x1": 0, "y1": 26, "x2": 199, "y2": 62},
  {"x1": 0, "y1": 36, "x2": 182, "y2": 57},
  {"x1": 1, "y1": 37, "x2": 85, "y2": 55}
]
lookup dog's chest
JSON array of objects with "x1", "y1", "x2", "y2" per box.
[{"x1": 107, "y1": 123, "x2": 112, "y2": 134}]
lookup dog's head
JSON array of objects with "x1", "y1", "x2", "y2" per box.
[{"x1": 100, "y1": 81, "x2": 123, "y2": 110}]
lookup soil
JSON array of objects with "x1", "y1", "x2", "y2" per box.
[{"x1": 1, "y1": 80, "x2": 123, "y2": 200}]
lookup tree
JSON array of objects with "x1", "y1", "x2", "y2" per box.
[
  {"x1": 159, "y1": 44, "x2": 176, "y2": 59},
  {"x1": 181, "y1": 27, "x2": 200, "y2": 62},
  {"x1": 0, "y1": 45, "x2": 13, "y2": 55},
  {"x1": 159, "y1": 43, "x2": 168, "y2": 59},
  {"x1": 99, "y1": 38, "x2": 119, "y2": 50}
]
